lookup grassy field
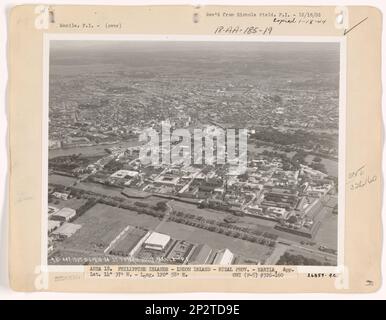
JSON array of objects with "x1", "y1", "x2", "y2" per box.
[
  {"x1": 51, "y1": 195, "x2": 337, "y2": 265},
  {"x1": 110, "y1": 227, "x2": 147, "y2": 256},
  {"x1": 53, "y1": 202, "x2": 272, "y2": 264},
  {"x1": 56, "y1": 203, "x2": 160, "y2": 255},
  {"x1": 49, "y1": 174, "x2": 77, "y2": 187},
  {"x1": 305, "y1": 155, "x2": 338, "y2": 177},
  {"x1": 156, "y1": 221, "x2": 272, "y2": 261},
  {"x1": 313, "y1": 212, "x2": 338, "y2": 250}
]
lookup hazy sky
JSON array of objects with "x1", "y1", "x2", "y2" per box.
[{"x1": 50, "y1": 40, "x2": 340, "y2": 54}]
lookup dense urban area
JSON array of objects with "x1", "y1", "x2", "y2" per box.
[{"x1": 47, "y1": 41, "x2": 339, "y2": 266}]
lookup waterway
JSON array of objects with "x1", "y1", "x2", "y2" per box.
[{"x1": 49, "y1": 138, "x2": 142, "y2": 159}]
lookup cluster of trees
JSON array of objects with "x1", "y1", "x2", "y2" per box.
[
  {"x1": 98, "y1": 198, "x2": 166, "y2": 219},
  {"x1": 67, "y1": 186, "x2": 102, "y2": 200},
  {"x1": 259, "y1": 149, "x2": 306, "y2": 171},
  {"x1": 109, "y1": 249, "x2": 131, "y2": 257},
  {"x1": 308, "y1": 161, "x2": 327, "y2": 174},
  {"x1": 276, "y1": 252, "x2": 332, "y2": 266},
  {"x1": 99, "y1": 198, "x2": 122, "y2": 208},
  {"x1": 169, "y1": 211, "x2": 277, "y2": 247},
  {"x1": 49, "y1": 154, "x2": 90, "y2": 175},
  {"x1": 73, "y1": 198, "x2": 98, "y2": 219},
  {"x1": 134, "y1": 201, "x2": 168, "y2": 212},
  {"x1": 49, "y1": 184, "x2": 169, "y2": 220},
  {"x1": 252, "y1": 129, "x2": 336, "y2": 151},
  {"x1": 103, "y1": 160, "x2": 124, "y2": 174}
]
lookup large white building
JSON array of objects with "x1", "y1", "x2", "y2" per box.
[
  {"x1": 52, "y1": 223, "x2": 81, "y2": 238},
  {"x1": 51, "y1": 207, "x2": 76, "y2": 222},
  {"x1": 266, "y1": 206, "x2": 287, "y2": 219},
  {"x1": 111, "y1": 169, "x2": 139, "y2": 179},
  {"x1": 48, "y1": 206, "x2": 59, "y2": 217},
  {"x1": 143, "y1": 232, "x2": 171, "y2": 251},
  {"x1": 48, "y1": 220, "x2": 62, "y2": 233},
  {"x1": 213, "y1": 248, "x2": 234, "y2": 265}
]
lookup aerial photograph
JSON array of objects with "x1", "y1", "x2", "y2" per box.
[{"x1": 47, "y1": 40, "x2": 340, "y2": 266}]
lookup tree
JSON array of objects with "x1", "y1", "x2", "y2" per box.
[
  {"x1": 154, "y1": 201, "x2": 168, "y2": 212},
  {"x1": 287, "y1": 216, "x2": 298, "y2": 224}
]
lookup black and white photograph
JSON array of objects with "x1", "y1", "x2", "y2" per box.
[{"x1": 46, "y1": 38, "x2": 342, "y2": 267}]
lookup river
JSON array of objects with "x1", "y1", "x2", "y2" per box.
[{"x1": 49, "y1": 138, "x2": 143, "y2": 159}]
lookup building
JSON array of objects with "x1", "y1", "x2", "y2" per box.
[
  {"x1": 51, "y1": 207, "x2": 76, "y2": 222},
  {"x1": 154, "y1": 175, "x2": 180, "y2": 186},
  {"x1": 48, "y1": 206, "x2": 59, "y2": 217},
  {"x1": 266, "y1": 206, "x2": 287, "y2": 219},
  {"x1": 261, "y1": 189, "x2": 299, "y2": 209},
  {"x1": 306, "y1": 184, "x2": 332, "y2": 197},
  {"x1": 52, "y1": 223, "x2": 81, "y2": 238},
  {"x1": 52, "y1": 191, "x2": 70, "y2": 200},
  {"x1": 48, "y1": 139, "x2": 61, "y2": 149},
  {"x1": 212, "y1": 248, "x2": 234, "y2": 265},
  {"x1": 246, "y1": 204, "x2": 263, "y2": 215},
  {"x1": 198, "y1": 178, "x2": 223, "y2": 192},
  {"x1": 62, "y1": 136, "x2": 92, "y2": 148},
  {"x1": 48, "y1": 220, "x2": 62, "y2": 233},
  {"x1": 111, "y1": 169, "x2": 139, "y2": 179},
  {"x1": 165, "y1": 240, "x2": 195, "y2": 263},
  {"x1": 143, "y1": 232, "x2": 171, "y2": 251},
  {"x1": 189, "y1": 244, "x2": 212, "y2": 265}
]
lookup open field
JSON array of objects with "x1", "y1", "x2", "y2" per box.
[
  {"x1": 56, "y1": 203, "x2": 161, "y2": 255},
  {"x1": 49, "y1": 180, "x2": 338, "y2": 265},
  {"x1": 313, "y1": 212, "x2": 338, "y2": 250},
  {"x1": 312, "y1": 196, "x2": 338, "y2": 249},
  {"x1": 52, "y1": 202, "x2": 273, "y2": 264},
  {"x1": 109, "y1": 227, "x2": 147, "y2": 256},
  {"x1": 156, "y1": 221, "x2": 272, "y2": 262},
  {"x1": 49, "y1": 174, "x2": 77, "y2": 187},
  {"x1": 305, "y1": 155, "x2": 338, "y2": 177}
]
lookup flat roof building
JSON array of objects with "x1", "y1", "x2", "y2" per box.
[
  {"x1": 213, "y1": 248, "x2": 234, "y2": 265},
  {"x1": 143, "y1": 232, "x2": 171, "y2": 251},
  {"x1": 52, "y1": 223, "x2": 81, "y2": 238},
  {"x1": 48, "y1": 220, "x2": 62, "y2": 234},
  {"x1": 51, "y1": 207, "x2": 76, "y2": 222},
  {"x1": 52, "y1": 191, "x2": 70, "y2": 200},
  {"x1": 111, "y1": 169, "x2": 139, "y2": 179},
  {"x1": 48, "y1": 206, "x2": 59, "y2": 216}
]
